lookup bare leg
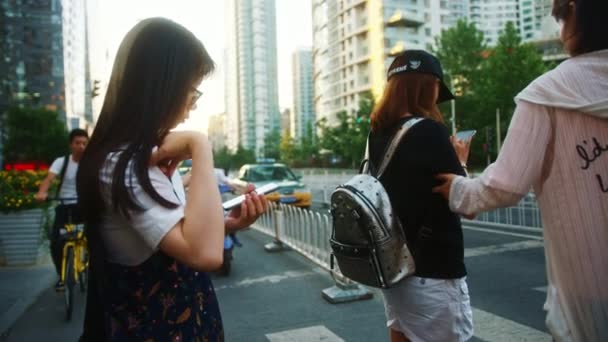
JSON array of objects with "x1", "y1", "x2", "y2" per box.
[{"x1": 390, "y1": 328, "x2": 411, "y2": 342}]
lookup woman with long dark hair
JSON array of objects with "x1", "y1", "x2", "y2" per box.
[
  {"x1": 77, "y1": 18, "x2": 266, "y2": 341},
  {"x1": 435, "y1": 0, "x2": 608, "y2": 340},
  {"x1": 369, "y1": 50, "x2": 473, "y2": 342}
]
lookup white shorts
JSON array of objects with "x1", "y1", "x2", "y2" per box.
[{"x1": 382, "y1": 276, "x2": 474, "y2": 342}]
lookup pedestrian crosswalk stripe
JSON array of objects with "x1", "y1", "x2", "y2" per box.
[
  {"x1": 214, "y1": 270, "x2": 316, "y2": 291},
  {"x1": 533, "y1": 286, "x2": 548, "y2": 293},
  {"x1": 266, "y1": 325, "x2": 344, "y2": 342},
  {"x1": 473, "y1": 308, "x2": 551, "y2": 341},
  {"x1": 465, "y1": 240, "x2": 544, "y2": 258}
]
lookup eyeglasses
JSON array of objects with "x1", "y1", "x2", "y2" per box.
[{"x1": 191, "y1": 88, "x2": 203, "y2": 107}]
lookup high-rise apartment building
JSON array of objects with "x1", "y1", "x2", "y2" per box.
[
  {"x1": 312, "y1": 0, "x2": 461, "y2": 124},
  {"x1": 468, "y1": 0, "x2": 552, "y2": 45},
  {"x1": 225, "y1": 0, "x2": 280, "y2": 156},
  {"x1": 312, "y1": 0, "x2": 554, "y2": 124},
  {"x1": 291, "y1": 48, "x2": 315, "y2": 142}
]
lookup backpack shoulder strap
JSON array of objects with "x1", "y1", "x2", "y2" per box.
[
  {"x1": 360, "y1": 133, "x2": 371, "y2": 174},
  {"x1": 55, "y1": 154, "x2": 70, "y2": 197},
  {"x1": 376, "y1": 117, "x2": 424, "y2": 178}
]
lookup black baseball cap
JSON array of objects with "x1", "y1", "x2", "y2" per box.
[{"x1": 387, "y1": 50, "x2": 455, "y2": 103}]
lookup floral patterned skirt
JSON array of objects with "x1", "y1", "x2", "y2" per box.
[{"x1": 103, "y1": 252, "x2": 224, "y2": 341}]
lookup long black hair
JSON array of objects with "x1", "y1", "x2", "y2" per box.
[
  {"x1": 77, "y1": 18, "x2": 215, "y2": 223},
  {"x1": 552, "y1": 0, "x2": 608, "y2": 55}
]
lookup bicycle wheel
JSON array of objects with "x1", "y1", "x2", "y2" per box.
[
  {"x1": 79, "y1": 249, "x2": 88, "y2": 293},
  {"x1": 64, "y1": 247, "x2": 75, "y2": 321}
]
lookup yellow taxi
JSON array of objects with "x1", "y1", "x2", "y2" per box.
[{"x1": 233, "y1": 163, "x2": 312, "y2": 209}]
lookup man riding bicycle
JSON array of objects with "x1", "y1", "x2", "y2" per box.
[{"x1": 35, "y1": 128, "x2": 89, "y2": 291}]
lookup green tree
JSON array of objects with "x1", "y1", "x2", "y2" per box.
[
  {"x1": 1, "y1": 107, "x2": 68, "y2": 165},
  {"x1": 279, "y1": 129, "x2": 297, "y2": 165},
  {"x1": 433, "y1": 19, "x2": 486, "y2": 95},
  {"x1": 433, "y1": 20, "x2": 548, "y2": 168},
  {"x1": 317, "y1": 93, "x2": 373, "y2": 168},
  {"x1": 294, "y1": 121, "x2": 319, "y2": 166},
  {"x1": 476, "y1": 21, "x2": 548, "y2": 121},
  {"x1": 471, "y1": 21, "x2": 548, "y2": 163},
  {"x1": 213, "y1": 145, "x2": 233, "y2": 170},
  {"x1": 232, "y1": 145, "x2": 256, "y2": 169},
  {"x1": 262, "y1": 128, "x2": 281, "y2": 160}
]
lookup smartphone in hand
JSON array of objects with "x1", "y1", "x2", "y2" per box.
[
  {"x1": 222, "y1": 182, "x2": 279, "y2": 211},
  {"x1": 455, "y1": 130, "x2": 476, "y2": 142}
]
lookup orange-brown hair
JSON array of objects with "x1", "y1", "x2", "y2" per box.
[{"x1": 370, "y1": 72, "x2": 444, "y2": 132}]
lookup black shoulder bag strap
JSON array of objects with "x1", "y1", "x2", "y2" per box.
[
  {"x1": 55, "y1": 154, "x2": 70, "y2": 198},
  {"x1": 360, "y1": 117, "x2": 425, "y2": 177}
]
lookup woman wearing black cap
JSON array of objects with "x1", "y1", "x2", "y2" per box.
[{"x1": 369, "y1": 50, "x2": 473, "y2": 342}]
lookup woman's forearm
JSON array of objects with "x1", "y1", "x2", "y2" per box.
[
  {"x1": 182, "y1": 140, "x2": 225, "y2": 264},
  {"x1": 449, "y1": 173, "x2": 524, "y2": 216}
]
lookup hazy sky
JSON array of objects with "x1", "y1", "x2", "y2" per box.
[{"x1": 98, "y1": 0, "x2": 313, "y2": 132}]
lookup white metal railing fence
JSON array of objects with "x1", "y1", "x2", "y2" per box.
[
  {"x1": 301, "y1": 173, "x2": 355, "y2": 206},
  {"x1": 252, "y1": 197, "x2": 543, "y2": 286},
  {"x1": 465, "y1": 193, "x2": 542, "y2": 230},
  {"x1": 293, "y1": 168, "x2": 357, "y2": 176},
  {"x1": 252, "y1": 202, "x2": 337, "y2": 276},
  {"x1": 304, "y1": 180, "x2": 543, "y2": 231},
  {"x1": 252, "y1": 190, "x2": 544, "y2": 303}
]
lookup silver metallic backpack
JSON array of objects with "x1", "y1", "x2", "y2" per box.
[{"x1": 330, "y1": 118, "x2": 423, "y2": 288}]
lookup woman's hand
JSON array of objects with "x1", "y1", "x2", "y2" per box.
[
  {"x1": 451, "y1": 135, "x2": 472, "y2": 166},
  {"x1": 432, "y1": 173, "x2": 456, "y2": 200},
  {"x1": 150, "y1": 131, "x2": 208, "y2": 175},
  {"x1": 34, "y1": 191, "x2": 48, "y2": 202},
  {"x1": 433, "y1": 174, "x2": 476, "y2": 220},
  {"x1": 225, "y1": 184, "x2": 269, "y2": 233}
]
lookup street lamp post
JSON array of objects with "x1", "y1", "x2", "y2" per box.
[
  {"x1": 450, "y1": 76, "x2": 456, "y2": 135},
  {"x1": 451, "y1": 97, "x2": 456, "y2": 136}
]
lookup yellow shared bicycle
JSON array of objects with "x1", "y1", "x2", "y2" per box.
[{"x1": 51, "y1": 198, "x2": 89, "y2": 321}]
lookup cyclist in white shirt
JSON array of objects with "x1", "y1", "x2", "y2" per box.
[{"x1": 35, "y1": 128, "x2": 89, "y2": 291}]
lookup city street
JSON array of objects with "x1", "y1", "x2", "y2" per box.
[{"x1": 4, "y1": 222, "x2": 550, "y2": 341}]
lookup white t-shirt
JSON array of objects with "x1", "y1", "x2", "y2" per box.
[
  {"x1": 99, "y1": 151, "x2": 186, "y2": 265},
  {"x1": 49, "y1": 155, "x2": 79, "y2": 203},
  {"x1": 213, "y1": 168, "x2": 230, "y2": 185}
]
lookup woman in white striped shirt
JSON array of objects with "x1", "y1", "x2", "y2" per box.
[{"x1": 434, "y1": 1, "x2": 608, "y2": 341}]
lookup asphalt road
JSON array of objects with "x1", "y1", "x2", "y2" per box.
[{"x1": 4, "y1": 223, "x2": 550, "y2": 341}]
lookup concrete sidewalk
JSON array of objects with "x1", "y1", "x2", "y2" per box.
[{"x1": 0, "y1": 254, "x2": 55, "y2": 338}]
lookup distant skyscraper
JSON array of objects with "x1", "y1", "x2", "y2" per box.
[
  {"x1": 281, "y1": 108, "x2": 291, "y2": 135},
  {"x1": 207, "y1": 112, "x2": 227, "y2": 151},
  {"x1": 291, "y1": 48, "x2": 315, "y2": 142},
  {"x1": 0, "y1": 0, "x2": 66, "y2": 117},
  {"x1": 0, "y1": 0, "x2": 92, "y2": 131},
  {"x1": 85, "y1": 0, "x2": 113, "y2": 122},
  {"x1": 225, "y1": 0, "x2": 280, "y2": 157},
  {"x1": 62, "y1": 0, "x2": 91, "y2": 130}
]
